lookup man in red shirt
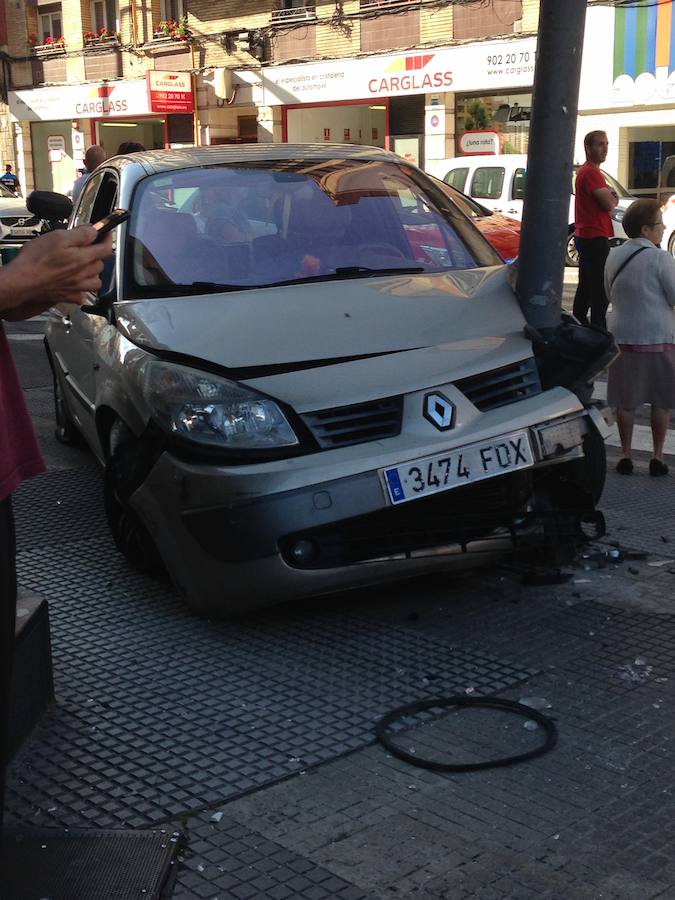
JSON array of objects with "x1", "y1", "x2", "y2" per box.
[
  {"x1": 572, "y1": 130, "x2": 618, "y2": 329},
  {"x1": 1, "y1": 226, "x2": 112, "y2": 838}
]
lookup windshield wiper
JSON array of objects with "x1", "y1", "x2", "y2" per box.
[
  {"x1": 269, "y1": 266, "x2": 425, "y2": 288},
  {"x1": 131, "y1": 281, "x2": 248, "y2": 297}
]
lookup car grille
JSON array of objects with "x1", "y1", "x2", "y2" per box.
[
  {"x1": 302, "y1": 396, "x2": 403, "y2": 449},
  {"x1": 1, "y1": 215, "x2": 39, "y2": 227},
  {"x1": 280, "y1": 469, "x2": 533, "y2": 568},
  {"x1": 455, "y1": 357, "x2": 542, "y2": 412}
]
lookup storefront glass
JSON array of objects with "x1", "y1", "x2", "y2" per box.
[
  {"x1": 455, "y1": 91, "x2": 532, "y2": 155},
  {"x1": 627, "y1": 126, "x2": 675, "y2": 203}
]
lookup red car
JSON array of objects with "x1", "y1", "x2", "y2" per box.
[{"x1": 431, "y1": 177, "x2": 521, "y2": 263}]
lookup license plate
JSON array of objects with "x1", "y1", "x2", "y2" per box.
[
  {"x1": 382, "y1": 429, "x2": 534, "y2": 505},
  {"x1": 9, "y1": 227, "x2": 35, "y2": 236}
]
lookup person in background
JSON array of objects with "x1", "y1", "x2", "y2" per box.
[
  {"x1": 71, "y1": 145, "x2": 106, "y2": 204},
  {"x1": 605, "y1": 198, "x2": 675, "y2": 477},
  {"x1": 572, "y1": 130, "x2": 618, "y2": 329},
  {"x1": 0, "y1": 165, "x2": 20, "y2": 196},
  {"x1": 117, "y1": 141, "x2": 145, "y2": 155},
  {"x1": 0, "y1": 226, "x2": 113, "y2": 838}
]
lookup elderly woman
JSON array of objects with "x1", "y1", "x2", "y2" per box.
[{"x1": 605, "y1": 198, "x2": 675, "y2": 476}]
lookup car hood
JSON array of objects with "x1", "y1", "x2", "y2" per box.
[
  {"x1": 0, "y1": 198, "x2": 32, "y2": 217},
  {"x1": 116, "y1": 267, "x2": 526, "y2": 374}
]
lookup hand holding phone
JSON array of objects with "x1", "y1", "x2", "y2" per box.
[{"x1": 92, "y1": 208, "x2": 130, "y2": 243}]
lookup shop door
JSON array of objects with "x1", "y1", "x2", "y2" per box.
[
  {"x1": 96, "y1": 118, "x2": 165, "y2": 156},
  {"x1": 30, "y1": 121, "x2": 74, "y2": 193}
]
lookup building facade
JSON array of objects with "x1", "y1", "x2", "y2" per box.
[
  {"x1": 3, "y1": 0, "x2": 671, "y2": 199},
  {"x1": 3, "y1": 0, "x2": 542, "y2": 193}
]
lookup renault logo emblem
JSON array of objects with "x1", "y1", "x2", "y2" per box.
[{"x1": 423, "y1": 392, "x2": 455, "y2": 431}]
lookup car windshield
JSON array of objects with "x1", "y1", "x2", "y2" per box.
[{"x1": 126, "y1": 159, "x2": 489, "y2": 297}]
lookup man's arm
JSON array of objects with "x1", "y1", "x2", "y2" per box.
[
  {"x1": 0, "y1": 226, "x2": 113, "y2": 321},
  {"x1": 592, "y1": 185, "x2": 618, "y2": 211}
]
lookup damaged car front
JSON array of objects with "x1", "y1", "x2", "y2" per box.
[{"x1": 45, "y1": 145, "x2": 612, "y2": 616}]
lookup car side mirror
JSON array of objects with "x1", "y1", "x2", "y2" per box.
[
  {"x1": 26, "y1": 190, "x2": 73, "y2": 222},
  {"x1": 81, "y1": 285, "x2": 116, "y2": 319}
]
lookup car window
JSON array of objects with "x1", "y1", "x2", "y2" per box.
[
  {"x1": 443, "y1": 167, "x2": 469, "y2": 191},
  {"x1": 470, "y1": 167, "x2": 505, "y2": 200},
  {"x1": 511, "y1": 168, "x2": 526, "y2": 201},
  {"x1": 126, "y1": 159, "x2": 487, "y2": 297},
  {"x1": 72, "y1": 173, "x2": 104, "y2": 226}
]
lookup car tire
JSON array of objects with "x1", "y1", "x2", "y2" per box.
[
  {"x1": 565, "y1": 230, "x2": 579, "y2": 267},
  {"x1": 104, "y1": 427, "x2": 164, "y2": 574}
]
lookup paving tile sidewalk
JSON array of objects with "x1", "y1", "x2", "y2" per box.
[{"x1": 5, "y1": 455, "x2": 675, "y2": 899}]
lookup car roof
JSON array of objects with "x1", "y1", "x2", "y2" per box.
[{"x1": 107, "y1": 143, "x2": 406, "y2": 176}]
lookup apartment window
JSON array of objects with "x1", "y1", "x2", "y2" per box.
[
  {"x1": 160, "y1": 0, "x2": 184, "y2": 21},
  {"x1": 90, "y1": 0, "x2": 119, "y2": 34},
  {"x1": 39, "y1": 4, "x2": 62, "y2": 41}
]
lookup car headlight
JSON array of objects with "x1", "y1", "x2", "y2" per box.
[
  {"x1": 139, "y1": 359, "x2": 298, "y2": 449},
  {"x1": 611, "y1": 208, "x2": 624, "y2": 222}
]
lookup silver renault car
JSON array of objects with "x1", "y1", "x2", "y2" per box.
[{"x1": 44, "y1": 144, "x2": 609, "y2": 616}]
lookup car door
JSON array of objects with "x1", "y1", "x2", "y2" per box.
[{"x1": 49, "y1": 170, "x2": 119, "y2": 454}]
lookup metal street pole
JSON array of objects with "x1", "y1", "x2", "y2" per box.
[{"x1": 516, "y1": 0, "x2": 588, "y2": 330}]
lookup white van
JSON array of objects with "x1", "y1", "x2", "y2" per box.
[{"x1": 425, "y1": 153, "x2": 635, "y2": 266}]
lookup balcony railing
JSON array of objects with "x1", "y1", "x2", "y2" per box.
[
  {"x1": 360, "y1": 0, "x2": 416, "y2": 8},
  {"x1": 270, "y1": 5, "x2": 317, "y2": 23}
]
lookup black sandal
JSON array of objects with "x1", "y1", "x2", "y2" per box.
[{"x1": 616, "y1": 458, "x2": 633, "y2": 475}]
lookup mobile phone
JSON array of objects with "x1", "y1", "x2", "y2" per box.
[{"x1": 92, "y1": 208, "x2": 130, "y2": 242}]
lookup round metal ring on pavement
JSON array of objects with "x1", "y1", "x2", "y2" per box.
[{"x1": 375, "y1": 695, "x2": 558, "y2": 772}]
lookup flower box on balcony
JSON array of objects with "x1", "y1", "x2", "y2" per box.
[
  {"x1": 31, "y1": 40, "x2": 66, "y2": 56},
  {"x1": 84, "y1": 29, "x2": 121, "y2": 49},
  {"x1": 151, "y1": 18, "x2": 191, "y2": 43}
]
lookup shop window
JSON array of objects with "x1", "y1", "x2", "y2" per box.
[
  {"x1": 90, "y1": 0, "x2": 119, "y2": 35},
  {"x1": 167, "y1": 114, "x2": 193, "y2": 145},
  {"x1": 628, "y1": 140, "x2": 675, "y2": 201},
  {"x1": 160, "y1": 0, "x2": 184, "y2": 22},
  {"x1": 39, "y1": 4, "x2": 62, "y2": 42},
  {"x1": 443, "y1": 168, "x2": 469, "y2": 191},
  {"x1": 470, "y1": 167, "x2": 505, "y2": 201},
  {"x1": 238, "y1": 116, "x2": 258, "y2": 143},
  {"x1": 456, "y1": 93, "x2": 532, "y2": 155}
]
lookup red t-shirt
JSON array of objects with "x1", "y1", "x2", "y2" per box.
[
  {"x1": 574, "y1": 162, "x2": 613, "y2": 239},
  {"x1": 0, "y1": 323, "x2": 45, "y2": 501}
]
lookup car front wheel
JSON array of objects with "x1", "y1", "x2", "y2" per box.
[{"x1": 104, "y1": 423, "x2": 164, "y2": 573}]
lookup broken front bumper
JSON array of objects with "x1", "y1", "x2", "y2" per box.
[{"x1": 129, "y1": 403, "x2": 605, "y2": 615}]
